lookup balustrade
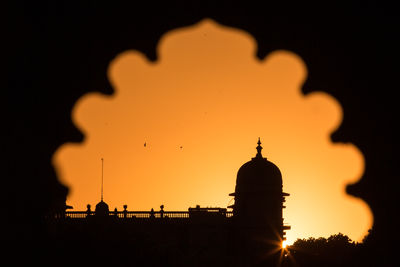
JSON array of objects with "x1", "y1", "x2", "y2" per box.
[{"x1": 61, "y1": 210, "x2": 233, "y2": 219}]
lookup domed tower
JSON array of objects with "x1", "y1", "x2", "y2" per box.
[
  {"x1": 229, "y1": 139, "x2": 289, "y2": 263},
  {"x1": 95, "y1": 200, "x2": 109, "y2": 217}
]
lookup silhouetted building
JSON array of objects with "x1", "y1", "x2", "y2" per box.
[
  {"x1": 230, "y1": 138, "x2": 290, "y2": 265},
  {"x1": 49, "y1": 139, "x2": 289, "y2": 266}
]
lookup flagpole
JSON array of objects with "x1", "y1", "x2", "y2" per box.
[{"x1": 101, "y1": 158, "x2": 104, "y2": 202}]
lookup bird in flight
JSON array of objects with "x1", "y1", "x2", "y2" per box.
[{"x1": 144, "y1": 142, "x2": 147, "y2": 147}]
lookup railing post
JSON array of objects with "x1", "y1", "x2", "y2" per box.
[
  {"x1": 160, "y1": 205, "x2": 164, "y2": 219},
  {"x1": 86, "y1": 204, "x2": 92, "y2": 218},
  {"x1": 123, "y1": 205, "x2": 128, "y2": 219}
]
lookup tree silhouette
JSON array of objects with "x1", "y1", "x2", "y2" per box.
[{"x1": 288, "y1": 233, "x2": 361, "y2": 267}]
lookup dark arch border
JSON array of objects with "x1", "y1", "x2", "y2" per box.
[{"x1": 6, "y1": 1, "x2": 398, "y2": 265}]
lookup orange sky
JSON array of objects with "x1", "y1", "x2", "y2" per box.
[{"x1": 53, "y1": 19, "x2": 372, "y2": 244}]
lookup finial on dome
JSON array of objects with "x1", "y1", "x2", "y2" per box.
[{"x1": 256, "y1": 137, "x2": 263, "y2": 158}]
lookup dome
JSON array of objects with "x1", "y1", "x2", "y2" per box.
[
  {"x1": 95, "y1": 200, "x2": 109, "y2": 216},
  {"x1": 234, "y1": 139, "x2": 282, "y2": 194}
]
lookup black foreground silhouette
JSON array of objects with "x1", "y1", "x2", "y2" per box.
[{"x1": 5, "y1": 2, "x2": 399, "y2": 266}]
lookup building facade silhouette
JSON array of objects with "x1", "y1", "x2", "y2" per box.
[{"x1": 49, "y1": 140, "x2": 290, "y2": 266}]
